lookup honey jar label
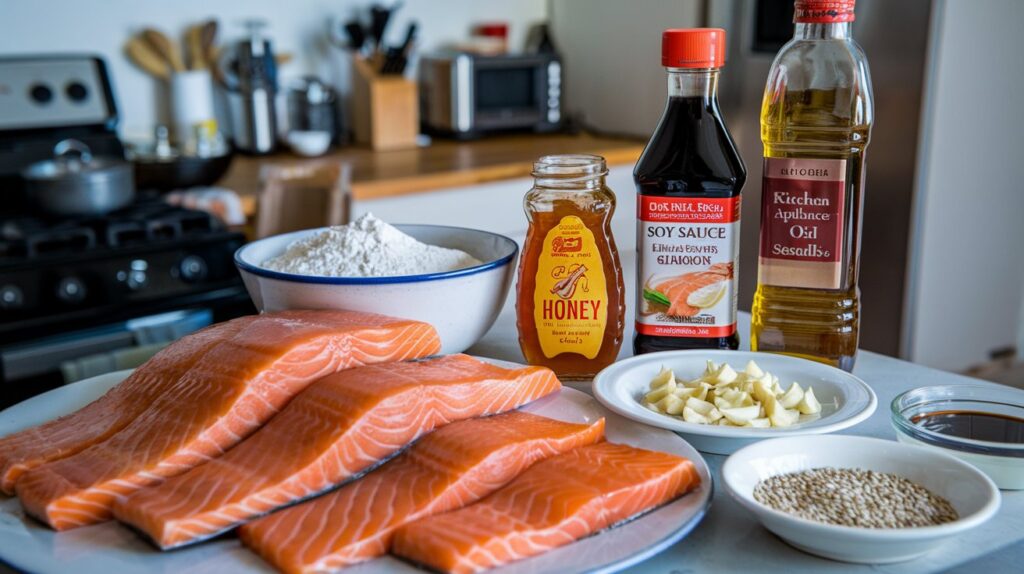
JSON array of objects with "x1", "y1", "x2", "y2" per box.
[
  {"x1": 533, "y1": 216, "x2": 608, "y2": 359},
  {"x1": 758, "y1": 158, "x2": 847, "y2": 289},
  {"x1": 636, "y1": 196, "x2": 740, "y2": 338}
]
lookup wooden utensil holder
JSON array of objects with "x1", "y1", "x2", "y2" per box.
[{"x1": 351, "y1": 57, "x2": 419, "y2": 151}]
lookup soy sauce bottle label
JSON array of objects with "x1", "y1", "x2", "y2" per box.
[
  {"x1": 533, "y1": 215, "x2": 609, "y2": 359},
  {"x1": 636, "y1": 196, "x2": 739, "y2": 338}
]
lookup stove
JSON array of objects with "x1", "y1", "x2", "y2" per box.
[{"x1": 0, "y1": 55, "x2": 252, "y2": 406}]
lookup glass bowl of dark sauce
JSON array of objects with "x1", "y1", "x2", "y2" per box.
[{"x1": 892, "y1": 385, "x2": 1024, "y2": 490}]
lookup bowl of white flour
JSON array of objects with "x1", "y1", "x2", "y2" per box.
[{"x1": 234, "y1": 214, "x2": 518, "y2": 354}]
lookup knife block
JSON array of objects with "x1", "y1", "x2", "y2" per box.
[{"x1": 351, "y1": 57, "x2": 419, "y2": 151}]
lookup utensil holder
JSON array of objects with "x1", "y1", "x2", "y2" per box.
[
  {"x1": 351, "y1": 57, "x2": 418, "y2": 151},
  {"x1": 171, "y1": 70, "x2": 216, "y2": 146}
]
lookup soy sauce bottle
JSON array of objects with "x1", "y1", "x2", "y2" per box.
[{"x1": 634, "y1": 28, "x2": 746, "y2": 355}]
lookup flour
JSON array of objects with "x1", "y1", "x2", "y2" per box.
[{"x1": 262, "y1": 213, "x2": 483, "y2": 277}]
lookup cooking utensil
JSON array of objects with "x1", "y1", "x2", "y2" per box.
[
  {"x1": 21, "y1": 139, "x2": 135, "y2": 216},
  {"x1": 125, "y1": 36, "x2": 170, "y2": 80},
  {"x1": 219, "y1": 20, "x2": 278, "y2": 155},
  {"x1": 368, "y1": 4, "x2": 396, "y2": 53},
  {"x1": 130, "y1": 126, "x2": 233, "y2": 192},
  {"x1": 381, "y1": 21, "x2": 416, "y2": 74},
  {"x1": 343, "y1": 20, "x2": 366, "y2": 52},
  {"x1": 185, "y1": 25, "x2": 206, "y2": 70},
  {"x1": 141, "y1": 28, "x2": 186, "y2": 73}
]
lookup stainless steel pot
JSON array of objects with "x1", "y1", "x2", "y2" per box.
[{"x1": 21, "y1": 139, "x2": 135, "y2": 216}]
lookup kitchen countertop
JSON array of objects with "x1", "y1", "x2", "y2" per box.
[
  {"x1": 469, "y1": 273, "x2": 1024, "y2": 574},
  {"x1": 220, "y1": 132, "x2": 645, "y2": 215}
]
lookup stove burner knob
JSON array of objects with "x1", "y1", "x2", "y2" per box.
[
  {"x1": 29, "y1": 83, "x2": 53, "y2": 104},
  {"x1": 56, "y1": 276, "x2": 87, "y2": 304},
  {"x1": 126, "y1": 269, "x2": 148, "y2": 291},
  {"x1": 0, "y1": 285, "x2": 24, "y2": 309},
  {"x1": 179, "y1": 255, "x2": 208, "y2": 283}
]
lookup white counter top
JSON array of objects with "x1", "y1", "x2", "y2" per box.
[{"x1": 469, "y1": 273, "x2": 1024, "y2": 574}]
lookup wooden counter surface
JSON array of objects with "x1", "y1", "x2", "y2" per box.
[{"x1": 221, "y1": 133, "x2": 645, "y2": 215}]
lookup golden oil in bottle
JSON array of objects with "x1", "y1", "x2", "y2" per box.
[{"x1": 751, "y1": 0, "x2": 873, "y2": 372}]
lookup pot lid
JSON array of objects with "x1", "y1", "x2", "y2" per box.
[{"x1": 22, "y1": 139, "x2": 127, "y2": 180}]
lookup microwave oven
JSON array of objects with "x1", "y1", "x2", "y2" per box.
[{"x1": 419, "y1": 53, "x2": 562, "y2": 138}]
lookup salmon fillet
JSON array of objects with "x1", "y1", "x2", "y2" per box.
[
  {"x1": 239, "y1": 411, "x2": 605, "y2": 574},
  {"x1": 392, "y1": 442, "x2": 701, "y2": 574},
  {"x1": 113, "y1": 355, "x2": 563, "y2": 549},
  {"x1": 656, "y1": 262, "x2": 732, "y2": 316},
  {"x1": 15, "y1": 310, "x2": 441, "y2": 530},
  {"x1": 0, "y1": 317, "x2": 253, "y2": 494}
]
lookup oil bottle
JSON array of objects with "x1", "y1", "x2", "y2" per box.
[
  {"x1": 634, "y1": 28, "x2": 746, "y2": 355},
  {"x1": 751, "y1": 0, "x2": 874, "y2": 371}
]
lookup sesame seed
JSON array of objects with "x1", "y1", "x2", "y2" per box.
[{"x1": 752, "y1": 467, "x2": 959, "y2": 528}]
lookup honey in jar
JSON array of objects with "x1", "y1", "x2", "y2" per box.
[{"x1": 516, "y1": 154, "x2": 625, "y2": 380}]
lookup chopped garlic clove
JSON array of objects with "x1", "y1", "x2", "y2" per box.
[
  {"x1": 770, "y1": 405, "x2": 799, "y2": 427},
  {"x1": 716, "y1": 363, "x2": 738, "y2": 384},
  {"x1": 649, "y1": 367, "x2": 675, "y2": 389},
  {"x1": 722, "y1": 405, "x2": 761, "y2": 425},
  {"x1": 658, "y1": 393, "x2": 687, "y2": 415},
  {"x1": 798, "y1": 387, "x2": 822, "y2": 414},
  {"x1": 747, "y1": 417, "x2": 771, "y2": 428},
  {"x1": 682, "y1": 406, "x2": 710, "y2": 424},
  {"x1": 685, "y1": 396, "x2": 717, "y2": 416},
  {"x1": 744, "y1": 360, "x2": 764, "y2": 378},
  {"x1": 644, "y1": 382, "x2": 675, "y2": 403},
  {"x1": 779, "y1": 382, "x2": 804, "y2": 409}
]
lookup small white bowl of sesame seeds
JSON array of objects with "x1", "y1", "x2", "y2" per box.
[{"x1": 722, "y1": 435, "x2": 1001, "y2": 564}]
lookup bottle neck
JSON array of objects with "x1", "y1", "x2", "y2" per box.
[
  {"x1": 666, "y1": 68, "x2": 719, "y2": 101},
  {"x1": 794, "y1": 22, "x2": 852, "y2": 40}
]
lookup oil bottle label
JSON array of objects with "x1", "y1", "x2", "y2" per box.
[
  {"x1": 636, "y1": 196, "x2": 740, "y2": 338},
  {"x1": 759, "y1": 158, "x2": 847, "y2": 289},
  {"x1": 533, "y1": 216, "x2": 608, "y2": 359}
]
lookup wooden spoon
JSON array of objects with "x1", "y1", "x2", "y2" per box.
[
  {"x1": 142, "y1": 28, "x2": 186, "y2": 73},
  {"x1": 185, "y1": 24, "x2": 206, "y2": 70},
  {"x1": 125, "y1": 36, "x2": 170, "y2": 80}
]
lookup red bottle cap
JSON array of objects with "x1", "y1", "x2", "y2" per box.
[
  {"x1": 794, "y1": 0, "x2": 856, "y2": 23},
  {"x1": 662, "y1": 28, "x2": 726, "y2": 68}
]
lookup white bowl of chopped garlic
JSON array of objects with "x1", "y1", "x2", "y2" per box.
[
  {"x1": 235, "y1": 219, "x2": 518, "y2": 355},
  {"x1": 591, "y1": 351, "x2": 877, "y2": 454},
  {"x1": 722, "y1": 435, "x2": 1001, "y2": 564}
]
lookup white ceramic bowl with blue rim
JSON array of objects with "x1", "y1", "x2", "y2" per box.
[
  {"x1": 592, "y1": 350, "x2": 877, "y2": 454},
  {"x1": 235, "y1": 224, "x2": 518, "y2": 355},
  {"x1": 722, "y1": 435, "x2": 1001, "y2": 564}
]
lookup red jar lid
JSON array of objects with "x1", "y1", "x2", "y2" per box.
[
  {"x1": 794, "y1": 0, "x2": 856, "y2": 23},
  {"x1": 662, "y1": 28, "x2": 726, "y2": 68}
]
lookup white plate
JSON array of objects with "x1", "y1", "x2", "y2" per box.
[
  {"x1": 0, "y1": 364, "x2": 712, "y2": 574},
  {"x1": 722, "y1": 435, "x2": 1001, "y2": 564},
  {"x1": 592, "y1": 350, "x2": 877, "y2": 454}
]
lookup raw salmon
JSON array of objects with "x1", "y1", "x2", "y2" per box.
[
  {"x1": 656, "y1": 262, "x2": 732, "y2": 316},
  {"x1": 392, "y1": 442, "x2": 700, "y2": 574},
  {"x1": 15, "y1": 310, "x2": 441, "y2": 530},
  {"x1": 239, "y1": 411, "x2": 605, "y2": 574},
  {"x1": 113, "y1": 355, "x2": 562, "y2": 549},
  {"x1": 0, "y1": 317, "x2": 253, "y2": 494}
]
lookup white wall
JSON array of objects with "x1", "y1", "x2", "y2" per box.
[
  {"x1": 905, "y1": 0, "x2": 1024, "y2": 370},
  {"x1": 0, "y1": 0, "x2": 546, "y2": 139}
]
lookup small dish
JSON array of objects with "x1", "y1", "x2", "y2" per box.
[
  {"x1": 286, "y1": 130, "x2": 332, "y2": 157},
  {"x1": 592, "y1": 350, "x2": 877, "y2": 454},
  {"x1": 235, "y1": 224, "x2": 518, "y2": 354},
  {"x1": 722, "y1": 435, "x2": 1001, "y2": 564},
  {"x1": 891, "y1": 384, "x2": 1024, "y2": 490}
]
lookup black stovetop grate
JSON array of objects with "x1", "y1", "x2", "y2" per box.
[{"x1": 0, "y1": 201, "x2": 224, "y2": 259}]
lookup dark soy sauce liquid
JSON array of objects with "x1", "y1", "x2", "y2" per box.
[
  {"x1": 634, "y1": 94, "x2": 746, "y2": 354},
  {"x1": 911, "y1": 410, "x2": 1024, "y2": 444}
]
